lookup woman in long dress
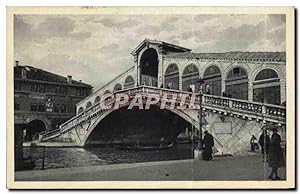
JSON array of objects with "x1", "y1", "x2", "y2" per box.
[{"x1": 268, "y1": 128, "x2": 284, "y2": 180}]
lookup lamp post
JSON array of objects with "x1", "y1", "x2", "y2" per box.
[{"x1": 194, "y1": 78, "x2": 204, "y2": 159}]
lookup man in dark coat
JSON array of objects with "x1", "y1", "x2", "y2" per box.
[
  {"x1": 250, "y1": 135, "x2": 258, "y2": 151},
  {"x1": 187, "y1": 86, "x2": 193, "y2": 93},
  {"x1": 259, "y1": 130, "x2": 270, "y2": 162},
  {"x1": 268, "y1": 128, "x2": 284, "y2": 180},
  {"x1": 202, "y1": 131, "x2": 214, "y2": 160}
]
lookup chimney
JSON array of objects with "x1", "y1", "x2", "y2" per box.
[
  {"x1": 67, "y1": 75, "x2": 72, "y2": 84},
  {"x1": 15, "y1": 60, "x2": 19, "y2": 67},
  {"x1": 21, "y1": 67, "x2": 27, "y2": 79}
]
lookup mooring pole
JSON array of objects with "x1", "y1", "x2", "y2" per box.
[
  {"x1": 42, "y1": 146, "x2": 45, "y2": 170},
  {"x1": 194, "y1": 78, "x2": 204, "y2": 160},
  {"x1": 198, "y1": 91, "x2": 203, "y2": 150}
]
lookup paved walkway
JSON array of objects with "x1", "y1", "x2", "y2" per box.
[{"x1": 15, "y1": 155, "x2": 286, "y2": 181}]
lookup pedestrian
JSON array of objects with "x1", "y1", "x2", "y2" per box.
[
  {"x1": 250, "y1": 135, "x2": 258, "y2": 151},
  {"x1": 205, "y1": 85, "x2": 211, "y2": 95},
  {"x1": 268, "y1": 128, "x2": 284, "y2": 180},
  {"x1": 166, "y1": 83, "x2": 171, "y2": 89},
  {"x1": 187, "y1": 86, "x2": 193, "y2": 93},
  {"x1": 160, "y1": 137, "x2": 165, "y2": 146},
  {"x1": 202, "y1": 130, "x2": 214, "y2": 160},
  {"x1": 259, "y1": 129, "x2": 270, "y2": 162}
]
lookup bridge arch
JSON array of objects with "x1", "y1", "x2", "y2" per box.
[
  {"x1": 253, "y1": 68, "x2": 281, "y2": 105},
  {"x1": 113, "y1": 83, "x2": 122, "y2": 92},
  {"x1": 104, "y1": 90, "x2": 111, "y2": 95},
  {"x1": 225, "y1": 66, "x2": 249, "y2": 100},
  {"x1": 24, "y1": 119, "x2": 47, "y2": 142},
  {"x1": 124, "y1": 75, "x2": 135, "y2": 89},
  {"x1": 182, "y1": 64, "x2": 200, "y2": 92},
  {"x1": 202, "y1": 65, "x2": 222, "y2": 96},
  {"x1": 164, "y1": 63, "x2": 179, "y2": 90},
  {"x1": 80, "y1": 104, "x2": 197, "y2": 146},
  {"x1": 249, "y1": 63, "x2": 285, "y2": 84},
  {"x1": 94, "y1": 96, "x2": 101, "y2": 105},
  {"x1": 86, "y1": 101, "x2": 92, "y2": 109},
  {"x1": 78, "y1": 107, "x2": 84, "y2": 114}
]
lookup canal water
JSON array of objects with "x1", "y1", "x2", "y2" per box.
[{"x1": 23, "y1": 144, "x2": 194, "y2": 170}]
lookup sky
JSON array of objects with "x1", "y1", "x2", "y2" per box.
[{"x1": 14, "y1": 14, "x2": 286, "y2": 89}]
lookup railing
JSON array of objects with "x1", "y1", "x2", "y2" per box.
[
  {"x1": 41, "y1": 85, "x2": 286, "y2": 141},
  {"x1": 42, "y1": 100, "x2": 116, "y2": 140},
  {"x1": 264, "y1": 104, "x2": 286, "y2": 117},
  {"x1": 76, "y1": 65, "x2": 135, "y2": 108},
  {"x1": 140, "y1": 75, "x2": 158, "y2": 87},
  {"x1": 202, "y1": 94, "x2": 286, "y2": 119}
]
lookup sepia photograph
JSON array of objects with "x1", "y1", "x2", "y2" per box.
[{"x1": 6, "y1": 6, "x2": 295, "y2": 189}]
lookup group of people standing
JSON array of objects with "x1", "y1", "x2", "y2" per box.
[{"x1": 200, "y1": 128, "x2": 285, "y2": 180}]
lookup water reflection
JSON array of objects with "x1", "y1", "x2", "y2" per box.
[{"x1": 23, "y1": 144, "x2": 193, "y2": 170}]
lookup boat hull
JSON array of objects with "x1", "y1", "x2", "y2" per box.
[{"x1": 118, "y1": 142, "x2": 174, "y2": 151}]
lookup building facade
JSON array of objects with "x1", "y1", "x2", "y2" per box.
[{"x1": 14, "y1": 61, "x2": 93, "y2": 141}]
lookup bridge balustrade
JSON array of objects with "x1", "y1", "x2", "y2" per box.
[
  {"x1": 42, "y1": 95, "x2": 117, "y2": 140},
  {"x1": 41, "y1": 86, "x2": 286, "y2": 141},
  {"x1": 203, "y1": 95, "x2": 229, "y2": 107},
  {"x1": 264, "y1": 104, "x2": 286, "y2": 117},
  {"x1": 202, "y1": 94, "x2": 286, "y2": 120}
]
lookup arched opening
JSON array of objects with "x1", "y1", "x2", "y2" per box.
[
  {"x1": 140, "y1": 48, "x2": 159, "y2": 87},
  {"x1": 164, "y1": 63, "x2": 179, "y2": 90},
  {"x1": 85, "y1": 106, "x2": 190, "y2": 146},
  {"x1": 94, "y1": 96, "x2": 101, "y2": 105},
  {"x1": 182, "y1": 64, "x2": 200, "y2": 92},
  {"x1": 104, "y1": 90, "x2": 111, "y2": 95},
  {"x1": 113, "y1": 83, "x2": 122, "y2": 91},
  {"x1": 86, "y1": 101, "x2": 92, "y2": 109},
  {"x1": 225, "y1": 67, "x2": 248, "y2": 100},
  {"x1": 78, "y1": 107, "x2": 84, "y2": 114},
  {"x1": 253, "y1": 69, "x2": 280, "y2": 105},
  {"x1": 124, "y1": 76, "x2": 135, "y2": 89},
  {"x1": 24, "y1": 119, "x2": 46, "y2": 142},
  {"x1": 203, "y1": 65, "x2": 221, "y2": 96}
]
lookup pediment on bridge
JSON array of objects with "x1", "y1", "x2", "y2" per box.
[{"x1": 131, "y1": 38, "x2": 191, "y2": 56}]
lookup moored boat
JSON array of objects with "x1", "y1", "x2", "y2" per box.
[{"x1": 118, "y1": 142, "x2": 174, "y2": 151}]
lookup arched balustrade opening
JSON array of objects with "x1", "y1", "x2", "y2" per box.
[
  {"x1": 203, "y1": 65, "x2": 221, "y2": 96},
  {"x1": 182, "y1": 64, "x2": 200, "y2": 92},
  {"x1": 164, "y1": 63, "x2": 179, "y2": 90},
  {"x1": 253, "y1": 69, "x2": 280, "y2": 105},
  {"x1": 225, "y1": 67, "x2": 248, "y2": 100}
]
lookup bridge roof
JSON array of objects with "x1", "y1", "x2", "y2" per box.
[
  {"x1": 14, "y1": 65, "x2": 92, "y2": 87},
  {"x1": 165, "y1": 51, "x2": 286, "y2": 62},
  {"x1": 131, "y1": 39, "x2": 191, "y2": 55}
]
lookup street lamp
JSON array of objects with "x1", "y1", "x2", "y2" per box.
[{"x1": 194, "y1": 77, "x2": 204, "y2": 159}]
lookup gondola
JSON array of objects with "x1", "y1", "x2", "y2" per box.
[
  {"x1": 118, "y1": 142, "x2": 174, "y2": 151},
  {"x1": 176, "y1": 140, "x2": 189, "y2": 144}
]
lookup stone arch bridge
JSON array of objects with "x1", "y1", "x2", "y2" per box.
[
  {"x1": 40, "y1": 86, "x2": 286, "y2": 155},
  {"x1": 39, "y1": 39, "x2": 287, "y2": 155}
]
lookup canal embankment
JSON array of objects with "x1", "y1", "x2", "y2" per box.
[{"x1": 15, "y1": 154, "x2": 286, "y2": 181}]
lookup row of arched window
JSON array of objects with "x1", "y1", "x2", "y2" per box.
[
  {"x1": 165, "y1": 63, "x2": 281, "y2": 105},
  {"x1": 77, "y1": 75, "x2": 135, "y2": 114},
  {"x1": 77, "y1": 64, "x2": 282, "y2": 114}
]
